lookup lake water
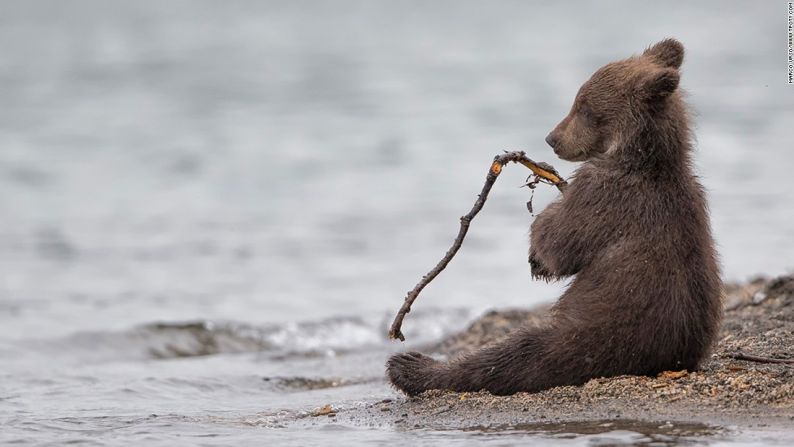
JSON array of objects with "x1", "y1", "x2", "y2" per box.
[{"x1": 1, "y1": 1, "x2": 792, "y2": 445}]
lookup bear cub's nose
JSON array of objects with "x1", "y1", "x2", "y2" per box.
[{"x1": 545, "y1": 132, "x2": 559, "y2": 149}]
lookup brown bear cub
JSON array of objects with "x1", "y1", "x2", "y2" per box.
[{"x1": 387, "y1": 39, "x2": 722, "y2": 396}]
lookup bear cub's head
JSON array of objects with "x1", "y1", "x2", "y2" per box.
[{"x1": 545, "y1": 38, "x2": 685, "y2": 162}]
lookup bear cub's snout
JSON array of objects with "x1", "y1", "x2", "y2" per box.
[{"x1": 544, "y1": 132, "x2": 560, "y2": 150}]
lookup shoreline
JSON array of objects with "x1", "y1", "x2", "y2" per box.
[{"x1": 289, "y1": 274, "x2": 794, "y2": 437}]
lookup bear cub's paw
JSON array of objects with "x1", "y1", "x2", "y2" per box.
[
  {"x1": 386, "y1": 351, "x2": 443, "y2": 396},
  {"x1": 529, "y1": 251, "x2": 556, "y2": 281}
]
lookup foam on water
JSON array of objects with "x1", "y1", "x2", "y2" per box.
[{"x1": 3, "y1": 307, "x2": 472, "y2": 369}]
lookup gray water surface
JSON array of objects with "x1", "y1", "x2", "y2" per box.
[{"x1": 1, "y1": 1, "x2": 792, "y2": 445}]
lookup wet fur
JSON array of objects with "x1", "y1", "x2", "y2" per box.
[{"x1": 387, "y1": 39, "x2": 722, "y2": 396}]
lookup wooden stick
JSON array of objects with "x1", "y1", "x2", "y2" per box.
[
  {"x1": 726, "y1": 353, "x2": 794, "y2": 365},
  {"x1": 388, "y1": 151, "x2": 567, "y2": 341}
]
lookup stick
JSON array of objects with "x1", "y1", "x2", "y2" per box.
[
  {"x1": 726, "y1": 353, "x2": 794, "y2": 365},
  {"x1": 388, "y1": 151, "x2": 567, "y2": 341}
]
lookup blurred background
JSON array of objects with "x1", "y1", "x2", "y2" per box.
[{"x1": 1, "y1": 0, "x2": 791, "y2": 444}]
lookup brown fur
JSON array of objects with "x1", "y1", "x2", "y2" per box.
[{"x1": 386, "y1": 39, "x2": 722, "y2": 396}]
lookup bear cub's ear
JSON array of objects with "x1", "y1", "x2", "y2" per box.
[
  {"x1": 642, "y1": 67, "x2": 680, "y2": 101},
  {"x1": 643, "y1": 38, "x2": 684, "y2": 69}
]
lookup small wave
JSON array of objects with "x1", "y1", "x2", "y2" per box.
[{"x1": 15, "y1": 307, "x2": 474, "y2": 363}]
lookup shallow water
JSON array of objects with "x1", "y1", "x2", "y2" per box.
[{"x1": 1, "y1": 0, "x2": 792, "y2": 445}]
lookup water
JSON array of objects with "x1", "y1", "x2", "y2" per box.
[{"x1": 1, "y1": 1, "x2": 792, "y2": 444}]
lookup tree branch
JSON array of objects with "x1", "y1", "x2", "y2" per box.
[{"x1": 388, "y1": 151, "x2": 566, "y2": 341}]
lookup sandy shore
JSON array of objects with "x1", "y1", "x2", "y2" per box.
[{"x1": 293, "y1": 274, "x2": 794, "y2": 436}]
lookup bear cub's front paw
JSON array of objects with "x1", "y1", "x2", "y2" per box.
[{"x1": 529, "y1": 252, "x2": 554, "y2": 281}]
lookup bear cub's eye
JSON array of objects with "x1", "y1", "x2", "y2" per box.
[{"x1": 578, "y1": 102, "x2": 600, "y2": 124}]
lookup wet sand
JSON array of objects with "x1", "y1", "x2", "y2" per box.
[{"x1": 294, "y1": 274, "x2": 794, "y2": 436}]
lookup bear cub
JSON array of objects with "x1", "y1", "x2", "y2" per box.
[{"x1": 387, "y1": 38, "x2": 722, "y2": 396}]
